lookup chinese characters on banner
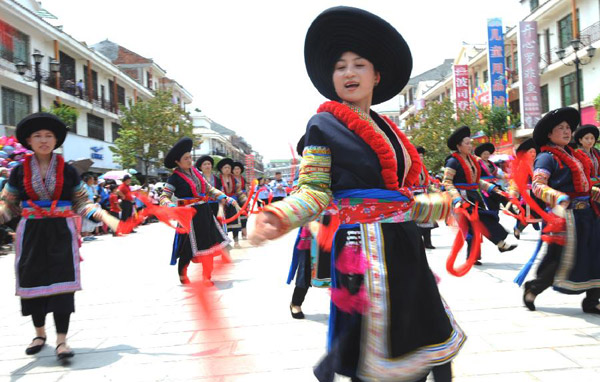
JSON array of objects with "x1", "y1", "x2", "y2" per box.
[
  {"x1": 454, "y1": 65, "x2": 470, "y2": 111},
  {"x1": 245, "y1": 154, "x2": 255, "y2": 185},
  {"x1": 518, "y1": 21, "x2": 542, "y2": 129},
  {"x1": 487, "y1": 18, "x2": 507, "y2": 108}
]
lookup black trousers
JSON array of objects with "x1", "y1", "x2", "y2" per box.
[
  {"x1": 120, "y1": 200, "x2": 133, "y2": 221},
  {"x1": 32, "y1": 312, "x2": 71, "y2": 334},
  {"x1": 419, "y1": 227, "x2": 433, "y2": 247},
  {"x1": 351, "y1": 362, "x2": 452, "y2": 382},
  {"x1": 178, "y1": 255, "x2": 214, "y2": 280},
  {"x1": 525, "y1": 243, "x2": 600, "y2": 303}
]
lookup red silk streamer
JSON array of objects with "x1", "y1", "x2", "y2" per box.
[
  {"x1": 446, "y1": 203, "x2": 484, "y2": 277},
  {"x1": 289, "y1": 143, "x2": 298, "y2": 186},
  {"x1": 116, "y1": 193, "x2": 197, "y2": 235},
  {"x1": 217, "y1": 180, "x2": 258, "y2": 224},
  {"x1": 511, "y1": 152, "x2": 566, "y2": 244},
  {"x1": 497, "y1": 190, "x2": 527, "y2": 225}
]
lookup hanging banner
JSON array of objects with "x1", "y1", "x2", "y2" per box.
[
  {"x1": 454, "y1": 65, "x2": 470, "y2": 111},
  {"x1": 518, "y1": 21, "x2": 543, "y2": 130},
  {"x1": 487, "y1": 18, "x2": 507, "y2": 108}
]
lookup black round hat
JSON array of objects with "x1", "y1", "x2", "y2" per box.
[
  {"x1": 16, "y1": 112, "x2": 68, "y2": 150},
  {"x1": 195, "y1": 155, "x2": 214, "y2": 169},
  {"x1": 474, "y1": 142, "x2": 495, "y2": 157},
  {"x1": 574, "y1": 124, "x2": 599, "y2": 145},
  {"x1": 533, "y1": 107, "x2": 580, "y2": 146},
  {"x1": 296, "y1": 135, "x2": 306, "y2": 157},
  {"x1": 447, "y1": 126, "x2": 471, "y2": 151},
  {"x1": 164, "y1": 137, "x2": 193, "y2": 169},
  {"x1": 516, "y1": 138, "x2": 537, "y2": 154},
  {"x1": 304, "y1": 6, "x2": 412, "y2": 105},
  {"x1": 217, "y1": 158, "x2": 234, "y2": 172},
  {"x1": 416, "y1": 146, "x2": 426, "y2": 155},
  {"x1": 232, "y1": 161, "x2": 245, "y2": 173}
]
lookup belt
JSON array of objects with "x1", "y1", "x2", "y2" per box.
[
  {"x1": 455, "y1": 183, "x2": 479, "y2": 190},
  {"x1": 569, "y1": 198, "x2": 590, "y2": 210},
  {"x1": 177, "y1": 196, "x2": 209, "y2": 206},
  {"x1": 21, "y1": 200, "x2": 74, "y2": 219}
]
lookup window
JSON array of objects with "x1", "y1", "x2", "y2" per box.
[
  {"x1": 558, "y1": 11, "x2": 580, "y2": 49},
  {"x1": 541, "y1": 84, "x2": 549, "y2": 113},
  {"x1": 530, "y1": 0, "x2": 539, "y2": 12},
  {"x1": 506, "y1": 55, "x2": 512, "y2": 71},
  {"x1": 83, "y1": 65, "x2": 98, "y2": 99},
  {"x1": 87, "y1": 113, "x2": 104, "y2": 140},
  {"x1": 483, "y1": 70, "x2": 489, "y2": 84},
  {"x1": 117, "y1": 85, "x2": 125, "y2": 106},
  {"x1": 544, "y1": 29, "x2": 551, "y2": 64},
  {"x1": 2, "y1": 87, "x2": 31, "y2": 126},
  {"x1": 474, "y1": 73, "x2": 479, "y2": 88},
  {"x1": 560, "y1": 71, "x2": 583, "y2": 107},
  {"x1": 111, "y1": 122, "x2": 121, "y2": 142},
  {"x1": 0, "y1": 20, "x2": 29, "y2": 64}
]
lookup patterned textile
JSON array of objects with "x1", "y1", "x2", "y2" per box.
[{"x1": 264, "y1": 145, "x2": 333, "y2": 230}]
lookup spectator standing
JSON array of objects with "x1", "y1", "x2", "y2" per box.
[{"x1": 268, "y1": 172, "x2": 288, "y2": 202}]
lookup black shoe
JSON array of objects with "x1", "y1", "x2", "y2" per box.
[
  {"x1": 513, "y1": 228, "x2": 521, "y2": 240},
  {"x1": 582, "y1": 299, "x2": 600, "y2": 314},
  {"x1": 56, "y1": 343, "x2": 74, "y2": 361},
  {"x1": 25, "y1": 336, "x2": 46, "y2": 355},
  {"x1": 523, "y1": 289, "x2": 536, "y2": 311},
  {"x1": 499, "y1": 244, "x2": 518, "y2": 253},
  {"x1": 424, "y1": 244, "x2": 436, "y2": 249},
  {"x1": 474, "y1": 260, "x2": 482, "y2": 266},
  {"x1": 290, "y1": 304, "x2": 304, "y2": 319}
]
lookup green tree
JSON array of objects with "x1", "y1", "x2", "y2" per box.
[
  {"x1": 111, "y1": 91, "x2": 196, "y2": 182},
  {"x1": 406, "y1": 99, "x2": 480, "y2": 173},
  {"x1": 478, "y1": 105, "x2": 515, "y2": 138},
  {"x1": 44, "y1": 103, "x2": 79, "y2": 130}
]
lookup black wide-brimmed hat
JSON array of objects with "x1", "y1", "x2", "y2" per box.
[
  {"x1": 533, "y1": 107, "x2": 580, "y2": 146},
  {"x1": 164, "y1": 137, "x2": 193, "y2": 169},
  {"x1": 447, "y1": 126, "x2": 471, "y2": 151},
  {"x1": 232, "y1": 161, "x2": 245, "y2": 173},
  {"x1": 195, "y1": 155, "x2": 214, "y2": 169},
  {"x1": 296, "y1": 134, "x2": 306, "y2": 157},
  {"x1": 516, "y1": 138, "x2": 538, "y2": 154},
  {"x1": 16, "y1": 112, "x2": 68, "y2": 150},
  {"x1": 574, "y1": 124, "x2": 599, "y2": 145},
  {"x1": 474, "y1": 142, "x2": 495, "y2": 157},
  {"x1": 217, "y1": 158, "x2": 234, "y2": 172},
  {"x1": 416, "y1": 146, "x2": 426, "y2": 154},
  {"x1": 304, "y1": 6, "x2": 412, "y2": 105}
]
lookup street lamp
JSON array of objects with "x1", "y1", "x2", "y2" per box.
[
  {"x1": 555, "y1": 39, "x2": 596, "y2": 114},
  {"x1": 15, "y1": 49, "x2": 60, "y2": 112}
]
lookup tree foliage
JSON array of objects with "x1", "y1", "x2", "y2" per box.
[
  {"x1": 44, "y1": 103, "x2": 79, "y2": 130},
  {"x1": 110, "y1": 91, "x2": 196, "y2": 170},
  {"x1": 405, "y1": 99, "x2": 480, "y2": 173},
  {"x1": 478, "y1": 105, "x2": 516, "y2": 137}
]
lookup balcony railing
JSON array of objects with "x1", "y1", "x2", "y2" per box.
[{"x1": 44, "y1": 75, "x2": 121, "y2": 115}]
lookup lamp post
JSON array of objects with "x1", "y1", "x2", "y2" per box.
[
  {"x1": 555, "y1": 39, "x2": 596, "y2": 114},
  {"x1": 15, "y1": 49, "x2": 60, "y2": 112}
]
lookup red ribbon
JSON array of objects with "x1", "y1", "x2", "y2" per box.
[
  {"x1": 116, "y1": 193, "x2": 197, "y2": 235},
  {"x1": 446, "y1": 203, "x2": 485, "y2": 277}
]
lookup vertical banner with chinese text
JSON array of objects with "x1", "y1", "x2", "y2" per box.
[
  {"x1": 518, "y1": 21, "x2": 542, "y2": 129},
  {"x1": 245, "y1": 154, "x2": 255, "y2": 186},
  {"x1": 487, "y1": 18, "x2": 507, "y2": 108},
  {"x1": 454, "y1": 65, "x2": 470, "y2": 111}
]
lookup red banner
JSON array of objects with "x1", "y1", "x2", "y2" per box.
[{"x1": 454, "y1": 65, "x2": 470, "y2": 111}]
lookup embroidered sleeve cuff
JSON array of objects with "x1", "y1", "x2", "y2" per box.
[{"x1": 556, "y1": 195, "x2": 570, "y2": 205}]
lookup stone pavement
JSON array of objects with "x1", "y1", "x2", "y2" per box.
[{"x1": 1, "y1": 216, "x2": 599, "y2": 381}]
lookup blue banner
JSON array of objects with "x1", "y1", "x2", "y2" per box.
[{"x1": 487, "y1": 18, "x2": 506, "y2": 108}]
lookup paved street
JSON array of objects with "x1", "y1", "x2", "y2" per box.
[{"x1": 1, "y1": 216, "x2": 600, "y2": 381}]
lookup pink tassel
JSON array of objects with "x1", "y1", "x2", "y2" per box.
[
  {"x1": 299, "y1": 226, "x2": 311, "y2": 239},
  {"x1": 296, "y1": 239, "x2": 311, "y2": 250},
  {"x1": 331, "y1": 286, "x2": 369, "y2": 314},
  {"x1": 336, "y1": 245, "x2": 367, "y2": 274},
  {"x1": 432, "y1": 270, "x2": 441, "y2": 284}
]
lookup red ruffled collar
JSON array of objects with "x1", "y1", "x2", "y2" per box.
[
  {"x1": 452, "y1": 152, "x2": 481, "y2": 184},
  {"x1": 317, "y1": 101, "x2": 422, "y2": 190},
  {"x1": 174, "y1": 167, "x2": 206, "y2": 197},
  {"x1": 541, "y1": 145, "x2": 591, "y2": 193}
]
